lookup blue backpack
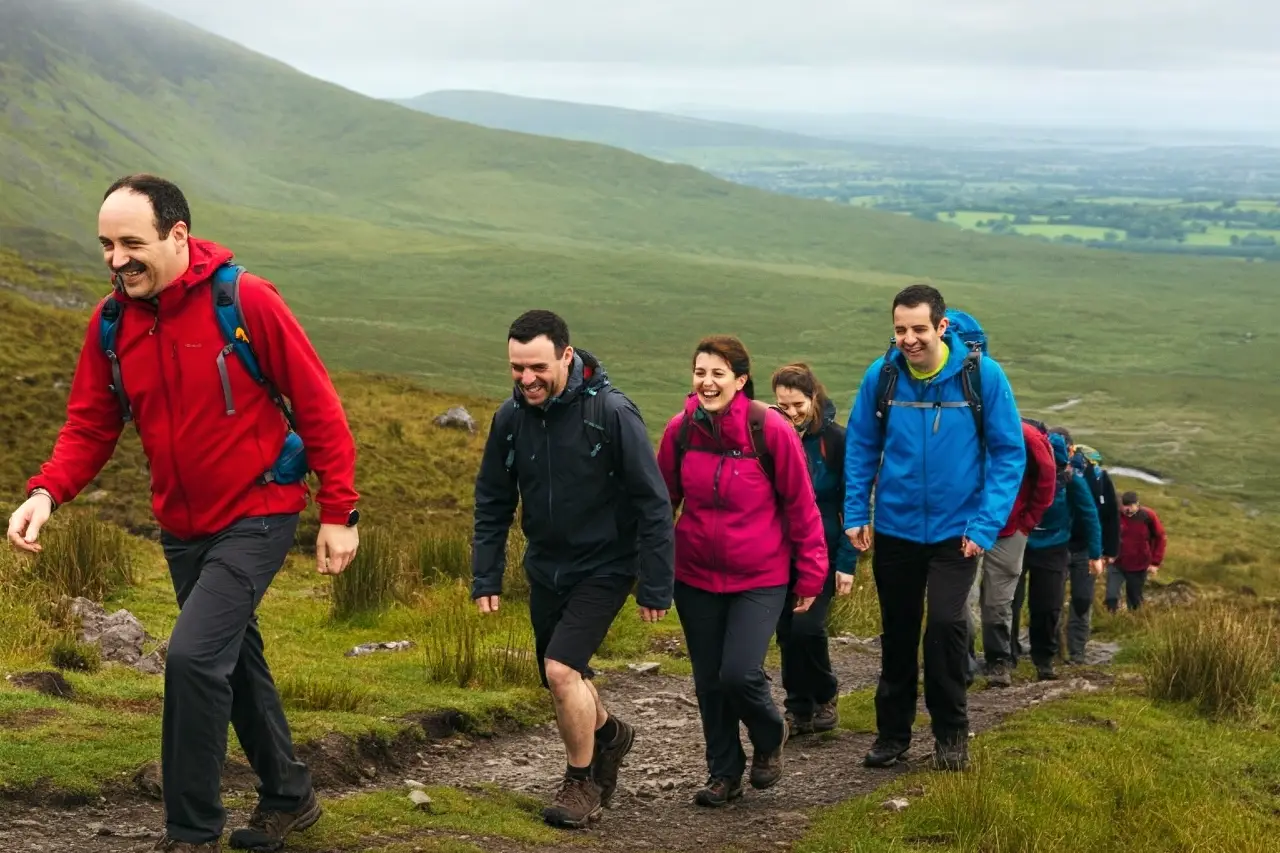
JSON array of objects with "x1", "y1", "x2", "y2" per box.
[
  {"x1": 873, "y1": 307, "x2": 987, "y2": 445},
  {"x1": 97, "y1": 263, "x2": 309, "y2": 486}
]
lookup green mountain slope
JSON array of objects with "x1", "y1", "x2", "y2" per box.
[
  {"x1": 1, "y1": 0, "x2": 1278, "y2": 509},
  {"x1": 395, "y1": 89, "x2": 860, "y2": 156}
]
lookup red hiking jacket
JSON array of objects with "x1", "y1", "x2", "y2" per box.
[
  {"x1": 1116, "y1": 507, "x2": 1167, "y2": 572},
  {"x1": 28, "y1": 238, "x2": 358, "y2": 539},
  {"x1": 657, "y1": 393, "x2": 828, "y2": 598},
  {"x1": 1000, "y1": 421, "x2": 1057, "y2": 538}
]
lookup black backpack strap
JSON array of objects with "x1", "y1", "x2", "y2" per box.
[
  {"x1": 672, "y1": 408, "x2": 695, "y2": 497},
  {"x1": 873, "y1": 340, "x2": 898, "y2": 435},
  {"x1": 959, "y1": 343, "x2": 985, "y2": 448},
  {"x1": 497, "y1": 400, "x2": 522, "y2": 478},
  {"x1": 97, "y1": 296, "x2": 132, "y2": 423},
  {"x1": 746, "y1": 400, "x2": 775, "y2": 485}
]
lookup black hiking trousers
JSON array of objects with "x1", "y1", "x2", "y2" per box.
[
  {"x1": 160, "y1": 513, "x2": 312, "y2": 844},
  {"x1": 1022, "y1": 544, "x2": 1069, "y2": 668},
  {"x1": 872, "y1": 533, "x2": 978, "y2": 745},
  {"x1": 675, "y1": 580, "x2": 788, "y2": 782},
  {"x1": 776, "y1": 569, "x2": 839, "y2": 718}
]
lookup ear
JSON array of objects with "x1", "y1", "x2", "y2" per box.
[
  {"x1": 169, "y1": 221, "x2": 189, "y2": 250},
  {"x1": 562, "y1": 344, "x2": 575, "y2": 364},
  {"x1": 735, "y1": 374, "x2": 748, "y2": 391},
  {"x1": 936, "y1": 316, "x2": 950, "y2": 335}
]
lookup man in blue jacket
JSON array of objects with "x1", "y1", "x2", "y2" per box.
[{"x1": 844, "y1": 284, "x2": 1025, "y2": 772}]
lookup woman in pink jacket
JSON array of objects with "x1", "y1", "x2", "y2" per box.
[{"x1": 658, "y1": 335, "x2": 828, "y2": 808}]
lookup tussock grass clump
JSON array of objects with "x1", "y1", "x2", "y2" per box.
[
  {"x1": 331, "y1": 526, "x2": 404, "y2": 619},
  {"x1": 49, "y1": 632, "x2": 101, "y2": 673},
  {"x1": 277, "y1": 675, "x2": 373, "y2": 713},
  {"x1": 422, "y1": 584, "x2": 540, "y2": 690},
  {"x1": 416, "y1": 526, "x2": 530, "y2": 601},
  {"x1": 29, "y1": 511, "x2": 134, "y2": 600},
  {"x1": 826, "y1": 559, "x2": 881, "y2": 639},
  {"x1": 1145, "y1": 603, "x2": 1279, "y2": 720}
]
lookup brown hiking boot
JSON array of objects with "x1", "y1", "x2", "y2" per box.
[
  {"x1": 228, "y1": 789, "x2": 322, "y2": 851},
  {"x1": 986, "y1": 662, "x2": 1012, "y2": 688},
  {"x1": 694, "y1": 776, "x2": 743, "y2": 807},
  {"x1": 542, "y1": 775, "x2": 603, "y2": 829},
  {"x1": 591, "y1": 716, "x2": 635, "y2": 806},
  {"x1": 811, "y1": 699, "x2": 839, "y2": 733},
  {"x1": 749, "y1": 721, "x2": 788, "y2": 789},
  {"x1": 153, "y1": 838, "x2": 221, "y2": 852},
  {"x1": 785, "y1": 709, "x2": 814, "y2": 736}
]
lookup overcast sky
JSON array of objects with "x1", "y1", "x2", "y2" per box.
[{"x1": 139, "y1": 0, "x2": 1279, "y2": 132}]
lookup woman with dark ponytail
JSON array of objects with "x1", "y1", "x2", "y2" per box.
[
  {"x1": 771, "y1": 363, "x2": 859, "y2": 736},
  {"x1": 658, "y1": 336, "x2": 828, "y2": 807}
]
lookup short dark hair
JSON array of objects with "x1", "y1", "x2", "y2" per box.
[
  {"x1": 694, "y1": 335, "x2": 755, "y2": 400},
  {"x1": 893, "y1": 283, "x2": 946, "y2": 327},
  {"x1": 1121, "y1": 491, "x2": 1140, "y2": 506},
  {"x1": 508, "y1": 309, "x2": 570, "y2": 356},
  {"x1": 1049, "y1": 426, "x2": 1073, "y2": 446},
  {"x1": 104, "y1": 174, "x2": 192, "y2": 238}
]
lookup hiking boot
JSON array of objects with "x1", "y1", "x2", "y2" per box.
[
  {"x1": 542, "y1": 775, "x2": 603, "y2": 829},
  {"x1": 694, "y1": 776, "x2": 744, "y2": 807},
  {"x1": 986, "y1": 662, "x2": 1012, "y2": 688},
  {"x1": 1068, "y1": 654, "x2": 1086, "y2": 666},
  {"x1": 863, "y1": 737, "x2": 910, "y2": 768},
  {"x1": 784, "y1": 709, "x2": 814, "y2": 736},
  {"x1": 749, "y1": 722, "x2": 788, "y2": 789},
  {"x1": 933, "y1": 736, "x2": 969, "y2": 772},
  {"x1": 1036, "y1": 663, "x2": 1059, "y2": 682},
  {"x1": 153, "y1": 838, "x2": 221, "y2": 852},
  {"x1": 591, "y1": 716, "x2": 635, "y2": 807},
  {"x1": 228, "y1": 789, "x2": 322, "y2": 851},
  {"x1": 811, "y1": 700, "x2": 839, "y2": 734}
]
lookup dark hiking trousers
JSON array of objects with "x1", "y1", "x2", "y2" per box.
[
  {"x1": 1022, "y1": 545, "x2": 1069, "y2": 668},
  {"x1": 675, "y1": 580, "x2": 788, "y2": 782},
  {"x1": 160, "y1": 513, "x2": 311, "y2": 844},
  {"x1": 776, "y1": 569, "x2": 838, "y2": 718},
  {"x1": 1106, "y1": 565, "x2": 1148, "y2": 612},
  {"x1": 872, "y1": 533, "x2": 978, "y2": 745},
  {"x1": 1065, "y1": 549, "x2": 1094, "y2": 660}
]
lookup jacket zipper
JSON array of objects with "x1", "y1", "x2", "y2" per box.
[
  {"x1": 542, "y1": 418, "x2": 558, "y2": 589},
  {"x1": 154, "y1": 314, "x2": 194, "y2": 532}
]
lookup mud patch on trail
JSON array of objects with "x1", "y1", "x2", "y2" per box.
[{"x1": 0, "y1": 708, "x2": 61, "y2": 731}]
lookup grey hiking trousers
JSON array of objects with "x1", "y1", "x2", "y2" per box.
[
  {"x1": 159, "y1": 513, "x2": 312, "y2": 844},
  {"x1": 976, "y1": 533, "x2": 1028, "y2": 668}
]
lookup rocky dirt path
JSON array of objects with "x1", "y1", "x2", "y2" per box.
[{"x1": 0, "y1": 642, "x2": 1118, "y2": 853}]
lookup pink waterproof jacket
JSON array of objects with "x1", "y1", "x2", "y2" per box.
[{"x1": 657, "y1": 392, "x2": 828, "y2": 598}]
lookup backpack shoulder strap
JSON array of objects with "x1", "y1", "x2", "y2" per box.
[
  {"x1": 671, "y1": 407, "x2": 695, "y2": 496},
  {"x1": 97, "y1": 296, "x2": 132, "y2": 422},
  {"x1": 959, "y1": 343, "x2": 985, "y2": 447},
  {"x1": 211, "y1": 264, "x2": 297, "y2": 430},
  {"x1": 747, "y1": 399, "x2": 776, "y2": 485},
  {"x1": 873, "y1": 340, "x2": 899, "y2": 434},
  {"x1": 496, "y1": 399, "x2": 523, "y2": 477}
]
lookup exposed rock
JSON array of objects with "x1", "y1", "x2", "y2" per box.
[
  {"x1": 67, "y1": 597, "x2": 151, "y2": 671},
  {"x1": 433, "y1": 406, "x2": 478, "y2": 434},
  {"x1": 627, "y1": 662, "x2": 661, "y2": 675},
  {"x1": 6, "y1": 671, "x2": 73, "y2": 699},
  {"x1": 408, "y1": 789, "x2": 434, "y2": 811},
  {"x1": 132, "y1": 762, "x2": 163, "y2": 800},
  {"x1": 405, "y1": 779, "x2": 426, "y2": 790},
  {"x1": 344, "y1": 640, "x2": 416, "y2": 658},
  {"x1": 882, "y1": 798, "x2": 910, "y2": 812}
]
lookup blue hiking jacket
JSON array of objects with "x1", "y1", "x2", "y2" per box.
[
  {"x1": 800, "y1": 399, "x2": 859, "y2": 575},
  {"x1": 843, "y1": 331, "x2": 1026, "y2": 550},
  {"x1": 1028, "y1": 435, "x2": 1103, "y2": 558}
]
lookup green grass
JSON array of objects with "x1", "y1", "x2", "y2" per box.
[{"x1": 798, "y1": 688, "x2": 1280, "y2": 853}]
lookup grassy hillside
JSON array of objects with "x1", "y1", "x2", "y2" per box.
[
  {"x1": 2, "y1": 0, "x2": 1279, "y2": 512},
  {"x1": 395, "y1": 89, "x2": 863, "y2": 157}
]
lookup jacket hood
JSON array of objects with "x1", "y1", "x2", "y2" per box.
[
  {"x1": 112, "y1": 236, "x2": 235, "y2": 303},
  {"x1": 510, "y1": 347, "x2": 611, "y2": 408},
  {"x1": 1049, "y1": 432, "x2": 1070, "y2": 466}
]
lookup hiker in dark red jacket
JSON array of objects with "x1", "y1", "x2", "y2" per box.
[
  {"x1": 1107, "y1": 491, "x2": 1166, "y2": 612},
  {"x1": 6, "y1": 175, "x2": 359, "y2": 853},
  {"x1": 969, "y1": 419, "x2": 1057, "y2": 686},
  {"x1": 657, "y1": 335, "x2": 827, "y2": 808}
]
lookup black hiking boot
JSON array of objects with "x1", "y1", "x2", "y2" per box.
[
  {"x1": 749, "y1": 721, "x2": 788, "y2": 789},
  {"x1": 229, "y1": 789, "x2": 322, "y2": 851},
  {"x1": 1036, "y1": 662, "x2": 1059, "y2": 681},
  {"x1": 933, "y1": 735, "x2": 969, "y2": 772},
  {"x1": 694, "y1": 776, "x2": 744, "y2": 807},
  {"x1": 986, "y1": 662, "x2": 1012, "y2": 688},
  {"x1": 784, "y1": 709, "x2": 814, "y2": 736},
  {"x1": 542, "y1": 775, "x2": 603, "y2": 829},
  {"x1": 591, "y1": 715, "x2": 635, "y2": 807},
  {"x1": 153, "y1": 838, "x2": 221, "y2": 852},
  {"x1": 863, "y1": 737, "x2": 910, "y2": 768},
  {"x1": 811, "y1": 700, "x2": 839, "y2": 734}
]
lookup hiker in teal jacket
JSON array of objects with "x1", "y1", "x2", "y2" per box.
[{"x1": 1015, "y1": 430, "x2": 1104, "y2": 681}]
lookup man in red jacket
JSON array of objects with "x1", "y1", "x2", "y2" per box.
[
  {"x1": 968, "y1": 419, "x2": 1057, "y2": 687},
  {"x1": 1107, "y1": 491, "x2": 1166, "y2": 612},
  {"x1": 6, "y1": 175, "x2": 360, "y2": 853}
]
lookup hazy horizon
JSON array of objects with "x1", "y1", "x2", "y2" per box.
[{"x1": 135, "y1": 0, "x2": 1280, "y2": 137}]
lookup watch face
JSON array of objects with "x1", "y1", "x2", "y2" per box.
[{"x1": 346, "y1": 509, "x2": 360, "y2": 527}]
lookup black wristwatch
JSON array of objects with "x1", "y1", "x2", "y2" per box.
[{"x1": 344, "y1": 509, "x2": 360, "y2": 527}]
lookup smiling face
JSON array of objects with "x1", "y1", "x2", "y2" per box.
[
  {"x1": 509, "y1": 334, "x2": 573, "y2": 406},
  {"x1": 774, "y1": 384, "x2": 814, "y2": 430},
  {"x1": 98, "y1": 190, "x2": 189, "y2": 300},
  {"x1": 893, "y1": 302, "x2": 949, "y2": 372},
  {"x1": 693, "y1": 352, "x2": 746, "y2": 414}
]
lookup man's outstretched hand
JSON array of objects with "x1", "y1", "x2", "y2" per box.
[
  {"x1": 476, "y1": 595, "x2": 501, "y2": 614},
  {"x1": 7, "y1": 493, "x2": 53, "y2": 554},
  {"x1": 316, "y1": 523, "x2": 359, "y2": 575},
  {"x1": 638, "y1": 607, "x2": 668, "y2": 623}
]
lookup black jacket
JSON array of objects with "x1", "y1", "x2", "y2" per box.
[
  {"x1": 471, "y1": 350, "x2": 675, "y2": 609},
  {"x1": 1070, "y1": 456, "x2": 1121, "y2": 558}
]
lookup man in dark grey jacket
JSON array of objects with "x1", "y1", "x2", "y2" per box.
[{"x1": 472, "y1": 309, "x2": 675, "y2": 830}]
